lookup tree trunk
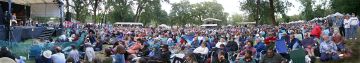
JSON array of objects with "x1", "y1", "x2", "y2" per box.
[
  {"x1": 134, "y1": 2, "x2": 144, "y2": 22},
  {"x1": 269, "y1": 0, "x2": 277, "y2": 25},
  {"x1": 66, "y1": 0, "x2": 70, "y2": 12},
  {"x1": 93, "y1": 0, "x2": 99, "y2": 23},
  {"x1": 256, "y1": 0, "x2": 260, "y2": 26}
]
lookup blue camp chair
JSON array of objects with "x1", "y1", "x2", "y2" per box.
[{"x1": 29, "y1": 45, "x2": 42, "y2": 58}]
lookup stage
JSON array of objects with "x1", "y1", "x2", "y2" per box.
[{"x1": 0, "y1": 26, "x2": 60, "y2": 42}]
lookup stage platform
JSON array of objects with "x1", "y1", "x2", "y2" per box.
[{"x1": 0, "y1": 26, "x2": 60, "y2": 42}]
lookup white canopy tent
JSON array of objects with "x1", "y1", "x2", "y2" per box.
[
  {"x1": 239, "y1": 22, "x2": 256, "y2": 25},
  {"x1": 202, "y1": 18, "x2": 222, "y2": 22},
  {"x1": 159, "y1": 24, "x2": 171, "y2": 28},
  {"x1": 200, "y1": 24, "x2": 218, "y2": 27},
  {"x1": 0, "y1": 0, "x2": 56, "y2": 4},
  {"x1": 114, "y1": 22, "x2": 143, "y2": 26}
]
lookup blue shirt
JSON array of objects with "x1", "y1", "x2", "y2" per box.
[
  {"x1": 114, "y1": 54, "x2": 125, "y2": 63},
  {"x1": 255, "y1": 42, "x2": 266, "y2": 53},
  {"x1": 276, "y1": 39, "x2": 288, "y2": 53},
  {"x1": 320, "y1": 41, "x2": 337, "y2": 53}
]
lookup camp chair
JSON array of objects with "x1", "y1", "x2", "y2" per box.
[
  {"x1": 29, "y1": 45, "x2": 42, "y2": 58},
  {"x1": 290, "y1": 48, "x2": 306, "y2": 63}
]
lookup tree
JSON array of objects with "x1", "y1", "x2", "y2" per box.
[
  {"x1": 230, "y1": 14, "x2": 245, "y2": 25},
  {"x1": 299, "y1": 0, "x2": 314, "y2": 21},
  {"x1": 89, "y1": 0, "x2": 102, "y2": 23},
  {"x1": 107, "y1": 0, "x2": 134, "y2": 23},
  {"x1": 331, "y1": 0, "x2": 360, "y2": 15},
  {"x1": 169, "y1": 0, "x2": 193, "y2": 26},
  {"x1": 191, "y1": 2, "x2": 228, "y2": 25},
  {"x1": 133, "y1": 0, "x2": 169, "y2": 23},
  {"x1": 240, "y1": 0, "x2": 291, "y2": 25},
  {"x1": 169, "y1": 1, "x2": 228, "y2": 26},
  {"x1": 269, "y1": 0, "x2": 276, "y2": 25},
  {"x1": 73, "y1": 0, "x2": 90, "y2": 22}
]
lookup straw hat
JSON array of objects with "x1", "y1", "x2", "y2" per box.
[
  {"x1": 0, "y1": 57, "x2": 16, "y2": 63},
  {"x1": 43, "y1": 50, "x2": 52, "y2": 58}
]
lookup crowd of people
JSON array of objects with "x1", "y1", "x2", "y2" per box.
[{"x1": 0, "y1": 13, "x2": 358, "y2": 63}]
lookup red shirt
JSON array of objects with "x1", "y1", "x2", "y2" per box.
[
  {"x1": 264, "y1": 36, "x2": 277, "y2": 45},
  {"x1": 310, "y1": 25, "x2": 322, "y2": 38}
]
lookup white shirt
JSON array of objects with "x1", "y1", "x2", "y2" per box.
[
  {"x1": 85, "y1": 47, "x2": 96, "y2": 62},
  {"x1": 51, "y1": 53, "x2": 66, "y2": 63},
  {"x1": 344, "y1": 19, "x2": 351, "y2": 28},
  {"x1": 215, "y1": 42, "x2": 227, "y2": 48},
  {"x1": 59, "y1": 34, "x2": 67, "y2": 40},
  {"x1": 193, "y1": 47, "x2": 209, "y2": 55},
  {"x1": 350, "y1": 17, "x2": 359, "y2": 25},
  {"x1": 68, "y1": 50, "x2": 80, "y2": 62}
]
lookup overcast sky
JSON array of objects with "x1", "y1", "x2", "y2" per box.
[{"x1": 160, "y1": 0, "x2": 303, "y2": 16}]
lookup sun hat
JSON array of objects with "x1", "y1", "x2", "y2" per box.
[
  {"x1": 0, "y1": 57, "x2": 16, "y2": 63},
  {"x1": 43, "y1": 50, "x2": 52, "y2": 59}
]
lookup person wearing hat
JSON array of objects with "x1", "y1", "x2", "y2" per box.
[
  {"x1": 0, "y1": 57, "x2": 16, "y2": 63},
  {"x1": 160, "y1": 45, "x2": 171, "y2": 63},
  {"x1": 51, "y1": 46, "x2": 66, "y2": 63},
  {"x1": 36, "y1": 50, "x2": 52, "y2": 63},
  {"x1": 0, "y1": 46, "x2": 15, "y2": 60}
]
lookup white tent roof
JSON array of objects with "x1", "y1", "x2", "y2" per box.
[
  {"x1": 332, "y1": 12, "x2": 344, "y2": 16},
  {"x1": 202, "y1": 18, "x2": 222, "y2": 22},
  {"x1": 200, "y1": 24, "x2": 218, "y2": 27},
  {"x1": 239, "y1": 22, "x2": 256, "y2": 24},
  {"x1": 114, "y1": 22, "x2": 143, "y2": 26},
  {"x1": 0, "y1": 0, "x2": 57, "y2": 5}
]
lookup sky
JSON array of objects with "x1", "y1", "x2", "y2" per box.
[{"x1": 161, "y1": 0, "x2": 303, "y2": 16}]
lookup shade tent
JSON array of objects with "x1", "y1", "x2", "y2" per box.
[
  {"x1": 202, "y1": 18, "x2": 222, "y2": 22},
  {"x1": 0, "y1": 0, "x2": 62, "y2": 17},
  {"x1": 239, "y1": 22, "x2": 256, "y2": 25},
  {"x1": 0, "y1": 0, "x2": 56, "y2": 4},
  {"x1": 159, "y1": 24, "x2": 171, "y2": 28},
  {"x1": 200, "y1": 24, "x2": 218, "y2": 27},
  {"x1": 333, "y1": 12, "x2": 344, "y2": 16}
]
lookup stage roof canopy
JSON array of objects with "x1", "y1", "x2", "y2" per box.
[{"x1": 0, "y1": 0, "x2": 57, "y2": 5}]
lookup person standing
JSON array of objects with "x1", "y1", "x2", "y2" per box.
[
  {"x1": 336, "y1": 16, "x2": 345, "y2": 37},
  {"x1": 343, "y1": 15, "x2": 351, "y2": 39},
  {"x1": 350, "y1": 13, "x2": 359, "y2": 39}
]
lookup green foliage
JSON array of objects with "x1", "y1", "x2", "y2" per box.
[
  {"x1": 169, "y1": 1, "x2": 228, "y2": 26},
  {"x1": 169, "y1": 0, "x2": 193, "y2": 26},
  {"x1": 331, "y1": 0, "x2": 360, "y2": 15},
  {"x1": 192, "y1": 2, "x2": 229, "y2": 25},
  {"x1": 230, "y1": 14, "x2": 245, "y2": 25},
  {"x1": 138, "y1": 0, "x2": 167, "y2": 26},
  {"x1": 73, "y1": 0, "x2": 90, "y2": 23},
  {"x1": 106, "y1": 0, "x2": 134, "y2": 23},
  {"x1": 288, "y1": 15, "x2": 301, "y2": 21},
  {"x1": 240, "y1": 0, "x2": 291, "y2": 25},
  {"x1": 299, "y1": 0, "x2": 314, "y2": 21}
]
